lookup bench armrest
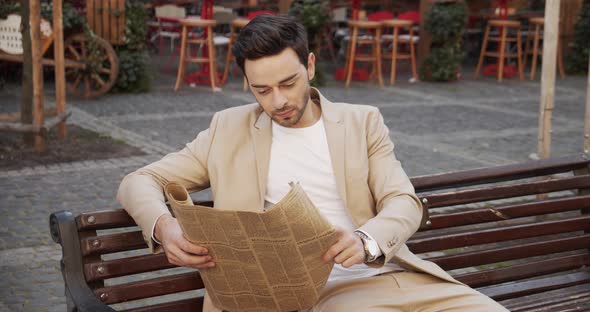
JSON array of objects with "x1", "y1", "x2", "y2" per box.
[{"x1": 50, "y1": 211, "x2": 116, "y2": 312}]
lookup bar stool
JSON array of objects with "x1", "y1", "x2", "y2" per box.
[
  {"x1": 380, "y1": 19, "x2": 417, "y2": 85},
  {"x1": 524, "y1": 17, "x2": 565, "y2": 80},
  {"x1": 474, "y1": 19, "x2": 524, "y2": 82},
  {"x1": 222, "y1": 18, "x2": 250, "y2": 89},
  {"x1": 344, "y1": 20, "x2": 383, "y2": 88},
  {"x1": 174, "y1": 17, "x2": 218, "y2": 92}
]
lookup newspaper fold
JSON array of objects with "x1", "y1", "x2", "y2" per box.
[{"x1": 165, "y1": 182, "x2": 338, "y2": 312}]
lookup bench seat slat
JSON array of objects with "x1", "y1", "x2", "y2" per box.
[
  {"x1": 424, "y1": 175, "x2": 590, "y2": 208},
  {"x1": 428, "y1": 234, "x2": 590, "y2": 270},
  {"x1": 455, "y1": 252, "x2": 590, "y2": 288},
  {"x1": 409, "y1": 215, "x2": 590, "y2": 253},
  {"x1": 82, "y1": 231, "x2": 146, "y2": 257},
  {"x1": 510, "y1": 292, "x2": 590, "y2": 312},
  {"x1": 85, "y1": 254, "x2": 175, "y2": 282},
  {"x1": 120, "y1": 297, "x2": 203, "y2": 312},
  {"x1": 94, "y1": 272, "x2": 203, "y2": 304},
  {"x1": 500, "y1": 284, "x2": 590, "y2": 311},
  {"x1": 480, "y1": 271, "x2": 590, "y2": 301},
  {"x1": 425, "y1": 195, "x2": 590, "y2": 230},
  {"x1": 411, "y1": 153, "x2": 590, "y2": 192}
]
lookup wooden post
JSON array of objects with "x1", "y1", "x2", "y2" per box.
[
  {"x1": 537, "y1": 0, "x2": 560, "y2": 159},
  {"x1": 53, "y1": 0, "x2": 66, "y2": 139},
  {"x1": 585, "y1": 56, "x2": 590, "y2": 154},
  {"x1": 29, "y1": 0, "x2": 45, "y2": 152},
  {"x1": 417, "y1": 0, "x2": 433, "y2": 67},
  {"x1": 20, "y1": 0, "x2": 34, "y2": 146},
  {"x1": 278, "y1": 0, "x2": 294, "y2": 14}
]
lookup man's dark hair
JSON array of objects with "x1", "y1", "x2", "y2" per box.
[{"x1": 232, "y1": 14, "x2": 309, "y2": 75}]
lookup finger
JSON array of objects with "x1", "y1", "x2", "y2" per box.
[
  {"x1": 341, "y1": 253, "x2": 364, "y2": 268},
  {"x1": 189, "y1": 261, "x2": 216, "y2": 270},
  {"x1": 333, "y1": 245, "x2": 358, "y2": 264},
  {"x1": 323, "y1": 240, "x2": 347, "y2": 263},
  {"x1": 179, "y1": 239, "x2": 208, "y2": 255},
  {"x1": 178, "y1": 253, "x2": 214, "y2": 267}
]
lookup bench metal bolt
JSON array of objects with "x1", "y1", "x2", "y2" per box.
[
  {"x1": 88, "y1": 216, "x2": 96, "y2": 224},
  {"x1": 100, "y1": 293, "x2": 108, "y2": 301},
  {"x1": 97, "y1": 266, "x2": 105, "y2": 274},
  {"x1": 92, "y1": 240, "x2": 101, "y2": 248},
  {"x1": 422, "y1": 198, "x2": 428, "y2": 204}
]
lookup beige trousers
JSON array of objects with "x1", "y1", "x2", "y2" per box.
[
  {"x1": 310, "y1": 271, "x2": 508, "y2": 312},
  {"x1": 203, "y1": 271, "x2": 508, "y2": 312}
]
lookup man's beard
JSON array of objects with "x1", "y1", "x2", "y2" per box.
[{"x1": 271, "y1": 85, "x2": 310, "y2": 127}]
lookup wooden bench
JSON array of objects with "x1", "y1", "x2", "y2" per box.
[{"x1": 49, "y1": 153, "x2": 590, "y2": 312}]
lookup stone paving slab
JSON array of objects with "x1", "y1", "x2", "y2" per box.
[{"x1": 0, "y1": 62, "x2": 587, "y2": 311}]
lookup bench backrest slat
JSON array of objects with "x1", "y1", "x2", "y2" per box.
[
  {"x1": 424, "y1": 175, "x2": 590, "y2": 208},
  {"x1": 426, "y1": 195, "x2": 590, "y2": 230},
  {"x1": 119, "y1": 297, "x2": 204, "y2": 312},
  {"x1": 77, "y1": 210, "x2": 136, "y2": 231},
  {"x1": 409, "y1": 215, "x2": 590, "y2": 254},
  {"x1": 76, "y1": 201, "x2": 214, "y2": 231},
  {"x1": 94, "y1": 272, "x2": 203, "y2": 305},
  {"x1": 429, "y1": 234, "x2": 590, "y2": 271},
  {"x1": 85, "y1": 254, "x2": 174, "y2": 282},
  {"x1": 411, "y1": 153, "x2": 590, "y2": 192},
  {"x1": 454, "y1": 252, "x2": 590, "y2": 288},
  {"x1": 81, "y1": 231, "x2": 146, "y2": 257}
]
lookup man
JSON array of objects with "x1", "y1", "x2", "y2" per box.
[{"x1": 118, "y1": 14, "x2": 507, "y2": 312}]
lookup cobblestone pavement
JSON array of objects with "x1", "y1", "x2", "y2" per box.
[{"x1": 0, "y1": 63, "x2": 587, "y2": 311}]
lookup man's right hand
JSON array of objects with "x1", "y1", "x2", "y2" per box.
[{"x1": 154, "y1": 214, "x2": 215, "y2": 269}]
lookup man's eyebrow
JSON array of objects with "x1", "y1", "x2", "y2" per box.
[{"x1": 250, "y1": 73, "x2": 298, "y2": 88}]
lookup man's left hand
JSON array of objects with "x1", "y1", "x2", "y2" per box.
[{"x1": 322, "y1": 227, "x2": 365, "y2": 268}]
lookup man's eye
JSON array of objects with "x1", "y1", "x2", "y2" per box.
[
  {"x1": 258, "y1": 89, "x2": 269, "y2": 95},
  {"x1": 283, "y1": 83, "x2": 295, "y2": 88}
]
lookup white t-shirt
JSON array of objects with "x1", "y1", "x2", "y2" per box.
[{"x1": 264, "y1": 117, "x2": 403, "y2": 282}]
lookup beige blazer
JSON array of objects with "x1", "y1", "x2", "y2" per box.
[{"x1": 117, "y1": 88, "x2": 461, "y2": 290}]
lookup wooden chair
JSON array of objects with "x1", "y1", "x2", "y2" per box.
[
  {"x1": 380, "y1": 19, "x2": 418, "y2": 85},
  {"x1": 174, "y1": 18, "x2": 218, "y2": 92},
  {"x1": 524, "y1": 17, "x2": 565, "y2": 80},
  {"x1": 344, "y1": 20, "x2": 383, "y2": 88},
  {"x1": 153, "y1": 4, "x2": 185, "y2": 54},
  {"x1": 474, "y1": 19, "x2": 524, "y2": 82},
  {"x1": 221, "y1": 18, "x2": 250, "y2": 90}
]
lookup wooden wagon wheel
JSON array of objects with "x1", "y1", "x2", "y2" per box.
[{"x1": 64, "y1": 33, "x2": 119, "y2": 99}]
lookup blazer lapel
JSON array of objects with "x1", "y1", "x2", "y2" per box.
[
  {"x1": 316, "y1": 89, "x2": 348, "y2": 208},
  {"x1": 252, "y1": 108, "x2": 272, "y2": 205}
]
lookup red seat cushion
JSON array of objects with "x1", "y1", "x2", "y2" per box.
[{"x1": 397, "y1": 11, "x2": 420, "y2": 24}]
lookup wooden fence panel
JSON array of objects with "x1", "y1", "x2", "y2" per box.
[{"x1": 86, "y1": 0, "x2": 125, "y2": 45}]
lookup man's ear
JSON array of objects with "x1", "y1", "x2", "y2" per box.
[{"x1": 307, "y1": 52, "x2": 316, "y2": 81}]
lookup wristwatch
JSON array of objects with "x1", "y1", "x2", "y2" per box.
[{"x1": 353, "y1": 230, "x2": 380, "y2": 263}]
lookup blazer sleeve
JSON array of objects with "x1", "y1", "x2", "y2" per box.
[
  {"x1": 117, "y1": 112, "x2": 221, "y2": 253},
  {"x1": 357, "y1": 108, "x2": 423, "y2": 267}
]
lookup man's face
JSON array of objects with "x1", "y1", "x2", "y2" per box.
[{"x1": 245, "y1": 48, "x2": 316, "y2": 128}]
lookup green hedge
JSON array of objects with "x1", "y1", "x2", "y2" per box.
[
  {"x1": 420, "y1": 1, "x2": 467, "y2": 82},
  {"x1": 111, "y1": 1, "x2": 151, "y2": 93},
  {"x1": 566, "y1": 0, "x2": 590, "y2": 74}
]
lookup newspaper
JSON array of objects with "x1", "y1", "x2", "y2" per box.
[{"x1": 165, "y1": 181, "x2": 339, "y2": 312}]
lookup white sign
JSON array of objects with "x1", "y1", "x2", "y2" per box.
[
  {"x1": 0, "y1": 14, "x2": 23, "y2": 55},
  {"x1": 0, "y1": 14, "x2": 52, "y2": 55}
]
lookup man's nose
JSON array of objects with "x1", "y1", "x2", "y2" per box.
[{"x1": 272, "y1": 88, "x2": 287, "y2": 110}]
